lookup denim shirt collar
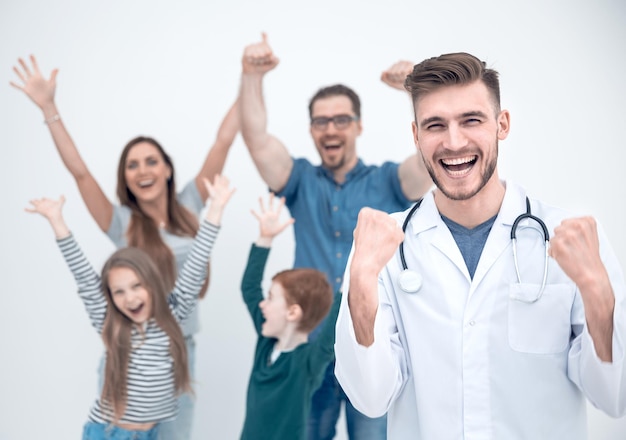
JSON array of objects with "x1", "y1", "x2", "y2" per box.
[{"x1": 317, "y1": 158, "x2": 365, "y2": 184}]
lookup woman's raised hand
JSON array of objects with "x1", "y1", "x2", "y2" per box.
[{"x1": 10, "y1": 55, "x2": 58, "y2": 110}]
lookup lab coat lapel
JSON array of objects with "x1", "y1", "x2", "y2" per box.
[
  {"x1": 415, "y1": 194, "x2": 470, "y2": 281},
  {"x1": 471, "y1": 182, "x2": 527, "y2": 293}
]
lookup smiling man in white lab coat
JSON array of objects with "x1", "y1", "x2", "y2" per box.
[{"x1": 334, "y1": 52, "x2": 626, "y2": 439}]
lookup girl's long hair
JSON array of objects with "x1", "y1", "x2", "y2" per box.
[
  {"x1": 116, "y1": 136, "x2": 210, "y2": 298},
  {"x1": 100, "y1": 247, "x2": 192, "y2": 422}
]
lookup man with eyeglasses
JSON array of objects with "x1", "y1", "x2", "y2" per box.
[{"x1": 239, "y1": 33, "x2": 432, "y2": 440}]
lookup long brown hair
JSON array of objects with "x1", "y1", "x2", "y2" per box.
[
  {"x1": 100, "y1": 247, "x2": 192, "y2": 422},
  {"x1": 116, "y1": 136, "x2": 210, "y2": 297}
]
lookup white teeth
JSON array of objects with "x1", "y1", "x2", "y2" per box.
[
  {"x1": 138, "y1": 180, "x2": 154, "y2": 187},
  {"x1": 442, "y1": 156, "x2": 475, "y2": 165},
  {"x1": 448, "y1": 169, "x2": 470, "y2": 176},
  {"x1": 322, "y1": 138, "x2": 341, "y2": 148}
]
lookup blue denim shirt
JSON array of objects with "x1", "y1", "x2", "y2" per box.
[{"x1": 276, "y1": 158, "x2": 412, "y2": 337}]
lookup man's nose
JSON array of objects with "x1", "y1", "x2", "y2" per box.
[{"x1": 443, "y1": 124, "x2": 468, "y2": 150}]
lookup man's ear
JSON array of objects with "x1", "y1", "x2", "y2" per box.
[
  {"x1": 497, "y1": 110, "x2": 511, "y2": 140},
  {"x1": 412, "y1": 120, "x2": 420, "y2": 151}
]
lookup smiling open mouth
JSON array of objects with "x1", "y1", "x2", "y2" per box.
[
  {"x1": 323, "y1": 142, "x2": 341, "y2": 151},
  {"x1": 441, "y1": 155, "x2": 477, "y2": 175},
  {"x1": 129, "y1": 304, "x2": 144, "y2": 315}
]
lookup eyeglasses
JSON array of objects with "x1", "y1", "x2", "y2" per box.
[{"x1": 310, "y1": 114, "x2": 359, "y2": 131}]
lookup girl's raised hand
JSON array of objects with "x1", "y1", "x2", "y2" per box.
[
  {"x1": 25, "y1": 195, "x2": 70, "y2": 238},
  {"x1": 25, "y1": 195, "x2": 65, "y2": 220},
  {"x1": 204, "y1": 174, "x2": 236, "y2": 208},
  {"x1": 203, "y1": 175, "x2": 236, "y2": 225}
]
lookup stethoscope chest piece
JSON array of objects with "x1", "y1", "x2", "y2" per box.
[{"x1": 398, "y1": 269, "x2": 422, "y2": 293}]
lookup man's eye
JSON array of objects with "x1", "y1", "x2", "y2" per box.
[
  {"x1": 312, "y1": 118, "x2": 329, "y2": 126},
  {"x1": 426, "y1": 123, "x2": 443, "y2": 130}
]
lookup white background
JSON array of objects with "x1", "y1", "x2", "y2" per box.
[{"x1": 1, "y1": 0, "x2": 625, "y2": 439}]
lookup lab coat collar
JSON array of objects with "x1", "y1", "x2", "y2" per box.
[
  {"x1": 404, "y1": 180, "x2": 529, "y2": 234},
  {"x1": 498, "y1": 181, "x2": 529, "y2": 228},
  {"x1": 403, "y1": 180, "x2": 531, "y2": 285},
  {"x1": 405, "y1": 190, "x2": 439, "y2": 235},
  {"x1": 404, "y1": 190, "x2": 468, "y2": 279},
  {"x1": 470, "y1": 181, "x2": 524, "y2": 286}
]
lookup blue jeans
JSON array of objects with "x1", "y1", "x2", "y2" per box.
[
  {"x1": 82, "y1": 422, "x2": 158, "y2": 440},
  {"x1": 97, "y1": 336, "x2": 196, "y2": 440},
  {"x1": 308, "y1": 362, "x2": 387, "y2": 440}
]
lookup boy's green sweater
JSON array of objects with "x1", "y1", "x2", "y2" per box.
[{"x1": 240, "y1": 244, "x2": 341, "y2": 440}]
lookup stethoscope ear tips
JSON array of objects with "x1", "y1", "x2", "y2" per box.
[{"x1": 398, "y1": 269, "x2": 423, "y2": 293}]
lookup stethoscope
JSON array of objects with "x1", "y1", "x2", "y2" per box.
[{"x1": 397, "y1": 197, "x2": 550, "y2": 303}]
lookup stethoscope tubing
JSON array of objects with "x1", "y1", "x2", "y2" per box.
[
  {"x1": 398, "y1": 196, "x2": 550, "y2": 301},
  {"x1": 399, "y1": 199, "x2": 423, "y2": 272}
]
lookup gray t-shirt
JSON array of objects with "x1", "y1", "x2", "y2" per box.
[
  {"x1": 106, "y1": 180, "x2": 204, "y2": 336},
  {"x1": 441, "y1": 214, "x2": 496, "y2": 279}
]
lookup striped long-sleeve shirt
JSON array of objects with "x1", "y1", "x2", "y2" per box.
[{"x1": 57, "y1": 219, "x2": 220, "y2": 425}]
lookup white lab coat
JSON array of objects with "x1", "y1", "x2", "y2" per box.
[{"x1": 335, "y1": 181, "x2": 626, "y2": 440}]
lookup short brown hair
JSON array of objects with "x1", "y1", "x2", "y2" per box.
[
  {"x1": 404, "y1": 52, "x2": 501, "y2": 114},
  {"x1": 272, "y1": 269, "x2": 333, "y2": 333},
  {"x1": 308, "y1": 84, "x2": 361, "y2": 120}
]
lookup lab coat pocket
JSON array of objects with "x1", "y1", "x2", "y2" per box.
[{"x1": 508, "y1": 283, "x2": 575, "y2": 354}]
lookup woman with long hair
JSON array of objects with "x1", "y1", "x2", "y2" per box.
[{"x1": 11, "y1": 55, "x2": 239, "y2": 439}]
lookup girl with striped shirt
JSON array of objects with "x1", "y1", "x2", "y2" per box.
[{"x1": 26, "y1": 175, "x2": 234, "y2": 440}]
